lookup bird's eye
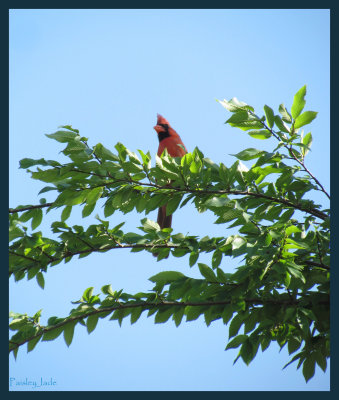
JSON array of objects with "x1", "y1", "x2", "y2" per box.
[{"x1": 159, "y1": 123, "x2": 168, "y2": 129}]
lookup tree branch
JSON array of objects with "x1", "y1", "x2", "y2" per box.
[
  {"x1": 9, "y1": 240, "x2": 330, "y2": 275},
  {"x1": 9, "y1": 168, "x2": 328, "y2": 220},
  {"x1": 303, "y1": 260, "x2": 330, "y2": 271},
  {"x1": 9, "y1": 203, "x2": 53, "y2": 214},
  {"x1": 11, "y1": 296, "x2": 330, "y2": 352}
]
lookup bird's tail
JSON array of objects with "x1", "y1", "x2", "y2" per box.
[
  {"x1": 152, "y1": 205, "x2": 172, "y2": 258},
  {"x1": 157, "y1": 205, "x2": 172, "y2": 230}
]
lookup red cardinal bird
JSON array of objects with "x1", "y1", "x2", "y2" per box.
[{"x1": 154, "y1": 114, "x2": 187, "y2": 230}]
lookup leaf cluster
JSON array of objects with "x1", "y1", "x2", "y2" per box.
[{"x1": 9, "y1": 88, "x2": 330, "y2": 382}]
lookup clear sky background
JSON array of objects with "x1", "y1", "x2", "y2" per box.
[{"x1": 9, "y1": 9, "x2": 330, "y2": 391}]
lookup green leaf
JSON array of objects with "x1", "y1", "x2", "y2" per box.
[
  {"x1": 219, "y1": 163, "x2": 230, "y2": 185},
  {"x1": 226, "y1": 334, "x2": 248, "y2": 350},
  {"x1": 87, "y1": 314, "x2": 99, "y2": 333},
  {"x1": 173, "y1": 307, "x2": 185, "y2": 327},
  {"x1": 130, "y1": 307, "x2": 143, "y2": 324},
  {"x1": 86, "y1": 187, "x2": 103, "y2": 205},
  {"x1": 286, "y1": 262, "x2": 306, "y2": 283},
  {"x1": 198, "y1": 263, "x2": 217, "y2": 282},
  {"x1": 61, "y1": 206, "x2": 72, "y2": 222},
  {"x1": 232, "y1": 236, "x2": 246, "y2": 250},
  {"x1": 279, "y1": 208, "x2": 295, "y2": 223},
  {"x1": 9, "y1": 226, "x2": 24, "y2": 242},
  {"x1": 59, "y1": 125, "x2": 79, "y2": 133},
  {"x1": 12, "y1": 347, "x2": 19, "y2": 360},
  {"x1": 261, "y1": 336, "x2": 271, "y2": 352},
  {"x1": 140, "y1": 218, "x2": 160, "y2": 232},
  {"x1": 122, "y1": 161, "x2": 143, "y2": 174},
  {"x1": 218, "y1": 97, "x2": 254, "y2": 112},
  {"x1": 212, "y1": 250, "x2": 222, "y2": 268},
  {"x1": 204, "y1": 307, "x2": 220, "y2": 327},
  {"x1": 63, "y1": 140, "x2": 87, "y2": 153},
  {"x1": 63, "y1": 321, "x2": 76, "y2": 347},
  {"x1": 291, "y1": 85, "x2": 307, "y2": 119},
  {"x1": 46, "y1": 130, "x2": 78, "y2": 143},
  {"x1": 274, "y1": 115, "x2": 290, "y2": 133},
  {"x1": 27, "y1": 265, "x2": 40, "y2": 280},
  {"x1": 149, "y1": 271, "x2": 186, "y2": 284},
  {"x1": 294, "y1": 111, "x2": 318, "y2": 129},
  {"x1": 110, "y1": 308, "x2": 126, "y2": 326},
  {"x1": 38, "y1": 186, "x2": 58, "y2": 195},
  {"x1": 186, "y1": 306, "x2": 206, "y2": 322},
  {"x1": 42, "y1": 326, "x2": 64, "y2": 341},
  {"x1": 31, "y1": 168, "x2": 61, "y2": 183},
  {"x1": 83, "y1": 287, "x2": 94, "y2": 302},
  {"x1": 155, "y1": 307, "x2": 174, "y2": 324},
  {"x1": 27, "y1": 335, "x2": 42, "y2": 353},
  {"x1": 144, "y1": 193, "x2": 167, "y2": 213},
  {"x1": 216, "y1": 268, "x2": 229, "y2": 284},
  {"x1": 284, "y1": 272, "x2": 291, "y2": 288},
  {"x1": 14, "y1": 270, "x2": 25, "y2": 282},
  {"x1": 82, "y1": 202, "x2": 96, "y2": 218},
  {"x1": 190, "y1": 159, "x2": 202, "y2": 174},
  {"x1": 166, "y1": 195, "x2": 182, "y2": 216},
  {"x1": 231, "y1": 148, "x2": 265, "y2": 161},
  {"x1": 19, "y1": 209, "x2": 35, "y2": 223},
  {"x1": 19, "y1": 157, "x2": 49, "y2": 169},
  {"x1": 94, "y1": 143, "x2": 120, "y2": 161},
  {"x1": 314, "y1": 350, "x2": 327, "y2": 372},
  {"x1": 101, "y1": 284, "x2": 115, "y2": 296},
  {"x1": 301, "y1": 132, "x2": 312, "y2": 156},
  {"x1": 285, "y1": 225, "x2": 301, "y2": 236},
  {"x1": 247, "y1": 129, "x2": 272, "y2": 140},
  {"x1": 279, "y1": 104, "x2": 292, "y2": 123},
  {"x1": 288, "y1": 337, "x2": 302, "y2": 355},
  {"x1": 222, "y1": 305, "x2": 234, "y2": 325},
  {"x1": 115, "y1": 142, "x2": 128, "y2": 161},
  {"x1": 104, "y1": 199, "x2": 115, "y2": 217},
  {"x1": 54, "y1": 189, "x2": 88, "y2": 206},
  {"x1": 205, "y1": 196, "x2": 230, "y2": 208},
  {"x1": 240, "y1": 338, "x2": 254, "y2": 365},
  {"x1": 264, "y1": 105, "x2": 275, "y2": 128},
  {"x1": 31, "y1": 209, "x2": 43, "y2": 230},
  {"x1": 9, "y1": 317, "x2": 28, "y2": 330},
  {"x1": 244, "y1": 311, "x2": 259, "y2": 334},
  {"x1": 302, "y1": 354, "x2": 316, "y2": 383},
  {"x1": 189, "y1": 251, "x2": 199, "y2": 267},
  {"x1": 226, "y1": 111, "x2": 262, "y2": 131},
  {"x1": 36, "y1": 272, "x2": 45, "y2": 289},
  {"x1": 229, "y1": 313, "x2": 245, "y2": 338}
]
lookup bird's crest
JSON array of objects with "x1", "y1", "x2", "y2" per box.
[{"x1": 157, "y1": 114, "x2": 170, "y2": 126}]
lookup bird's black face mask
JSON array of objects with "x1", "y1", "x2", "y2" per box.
[{"x1": 157, "y1": 124, "x2": 170, "y2": 142}]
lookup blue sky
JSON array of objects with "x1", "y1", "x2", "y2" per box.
[{"x1": 9, "y1": 9, "x2": 330, "y2": 391}]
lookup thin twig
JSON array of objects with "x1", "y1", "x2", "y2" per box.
[
  {"x1": 9, "y1": 203, "x2": 53, "y2": 214},
  {"x1": 251, "y1": 112, "x2": 330, "y2": 200}
]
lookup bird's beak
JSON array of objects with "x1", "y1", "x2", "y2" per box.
[{"x1": 154, "y1": 125, "x2": 162, "y2": 133}]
